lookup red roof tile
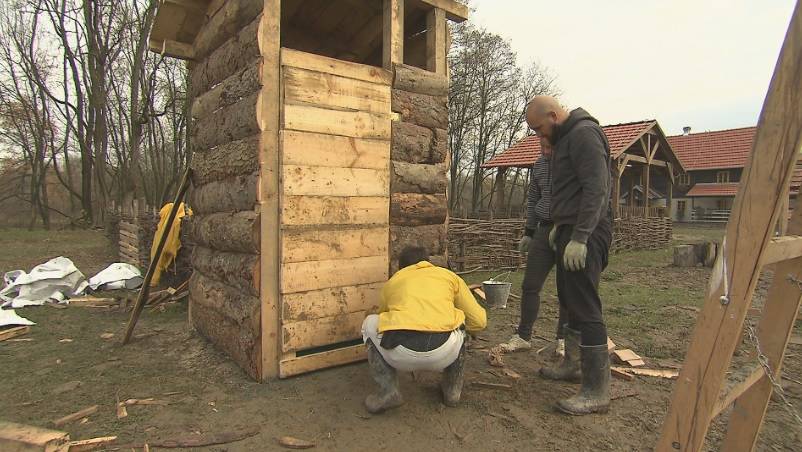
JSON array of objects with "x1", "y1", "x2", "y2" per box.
[
  {"x1": 685, "y1": 182, "x2": 740, "y2": 197},
  {"x1": 482, "y1": 120, "x2": 656, "y2": 168},
  {"x1": 667, "y1": 127, "x2": 756, "y2": 171}
]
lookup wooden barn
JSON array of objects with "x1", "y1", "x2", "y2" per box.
[{"x1": 148, "y1": 0, "x2": 465, "y2": 380}]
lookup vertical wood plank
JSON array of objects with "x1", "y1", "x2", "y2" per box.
[
  {"x1": 426, "y1": 8, "x2": 446, "y2": 75},
  {"x1": 383, "y1": 0, "x2": 404, "y2": 70},
  {"x1": 656, "y1": 2, "x2": 802, "y2": 449},
  {"x1": 257, "y1": 0, "x2": 281, "y2": 380}
]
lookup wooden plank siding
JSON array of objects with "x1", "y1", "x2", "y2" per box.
[{"x1": 277, "y1": 49, "x2": 392, "y2": 375}]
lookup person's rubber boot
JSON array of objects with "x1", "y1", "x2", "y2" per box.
[
  {"x1": 364, "y1": 341, "x2": 404, "y2": 414},
  {"x1": 556, "y1": 344, "x2": 611, "y2": 415},
  {"x1": 441, "y1": 344, "x2": 466, "y2": 407},
  {"x1": 539, "y1": 326, "x2": 581, "y2": 383}
]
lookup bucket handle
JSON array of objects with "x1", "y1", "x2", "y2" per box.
[{"x1": 490, "y1": 270, "x2": 512, "y2": 282}]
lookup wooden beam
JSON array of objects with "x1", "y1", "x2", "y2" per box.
[
  {"x1": 666, "y1": 165, "x2": 674, "y2": 218},
  {"x1": 657, "y1": 2, "x2": 802, "y2": 449},
  {"x1": 161, "y1": 0, "x2": 208, "y2": 15},
  {"x1": 627, "y1": 154, "x2": 669, "y2": 167},
  {"x1": 617, "y1": 154, "x2": 631, "y2": 176},
  {"x1": 258, "y1": 0, "x2": 281, "y2": 380},
  {"x1": 710, "y1": 367, "x2": 766, "y2": 421},
  {"x1": 763, "y1": 235, "x2": 802, "y2": 265},
  {"x1": 148, "y1": 38, "x2": 195, "y2": 60},
  {"x1": 426, "y1": 8, "x2": 447, "y2": 75},
  {"x1": 416, "y1": 0, "x2": 469, "y2": 22},
  {"x1": 383, "y1": 0, "x2": 404, "y2": 70},
  {"x1": 612, "y1": 168, "x2": 621, "y2": 218},
  {"x1": 643, "y1": 164, "x2": 650, "y2": 216}
]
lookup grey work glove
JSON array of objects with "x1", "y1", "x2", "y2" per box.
[
  {"x1": 563, "y1": 240, "x2": 588, "y2": 272},
  {"x1": 548, "y1": 226, "x2": 557, "y2": 251},
  {"x1": 517, "y1": 236, "x2": 532, "y2": 254}
]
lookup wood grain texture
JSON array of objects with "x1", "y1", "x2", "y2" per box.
[
  {"x1": 282, "y1": 311, "x2": 367, "y2": 352},
  {"x1": 280, "y1": 48, "x2": 393, "y2": 85},
  {"x1": 279, "y1": 343, "x2": 366, "y2": 378},
  {"x1": 284, "y1": 66, "x2": 390, "y2": 115},
  {"x1": 282, "y1": 227, "x2": 389, "y2": 263},
  {"x1": 395, "y1": 63, "x2": 447, "y2": 95},
  {"x1": 191, "y1": 246, "x2": 260, "y2": 296},
  {"x1": 390, "y1": 193, "x2": 448, "y2": 226},
  {"x1": 281, "y1": 255, "x2": 388, "y2": 293},
  {"x1": 191, "y1": 211, "x2": 260, "y2": 253},
  {"x1": 189, "y1": 173, "x2": 258, "y2": 214},
  {"x1": 282, "y1": 130, "x2": 389, "y2": 170},
  {"x1": 283, "y1": 104, "x2": 391, "y2": 139},
  {"x1": 382, "y1": 0, "x2": 404, "y2": 70},
  {"x1": 390, "y1": 161, "x2": 447, "y2": 194},
  {"x1": 282, "y1": 283, "x2": 382, "y2": 322},
  {"x1": 391, "y1": 89, "x2": 448, "y2": 129},
  {"x1": 191, "y1": 134, "x2": 260, "y2": 185},
  {"x1": 282, "y1": 165, "x2": 389, "y2": 197},
  {"x1": 282, "y1": 196, "x2": 389, "y2": 226}
]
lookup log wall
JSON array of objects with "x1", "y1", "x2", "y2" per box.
[
  {"x1": 187, "y1": 4, "x2": 263, "y2": 380},
  {"x1": 389, "y1": 63, "x2": 450, "y2": 273}
]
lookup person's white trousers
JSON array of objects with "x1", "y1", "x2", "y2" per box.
[{"x1": 361, "y1": 314, "x2": 465, "y2": 372}]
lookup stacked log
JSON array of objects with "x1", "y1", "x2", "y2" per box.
[
  {"x1": 389, "y1": 64, "x2": 450, "y2": 273},
  {"x1": 186, "y1": 6, "x2": 263, "y2": 380}
]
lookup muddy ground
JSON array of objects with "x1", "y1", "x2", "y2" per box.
[{"x1": 1, "y1": 226, "x2": 801, "y2": 451}]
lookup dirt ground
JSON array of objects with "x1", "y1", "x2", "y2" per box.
[{"x1": 1, "y1": 226, "x2": 801, "y2": 451}]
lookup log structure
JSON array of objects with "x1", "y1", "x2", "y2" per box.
[{"x1": 148, "y1": 0, "x2": 467, "y2": 380}]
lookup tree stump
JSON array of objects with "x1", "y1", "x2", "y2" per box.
[{"x1": 674, "y1": 245, "x2": 698, "y2": 267}]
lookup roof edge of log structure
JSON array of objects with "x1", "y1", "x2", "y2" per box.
[{"x1": 148, "y1": 0, "x2": 468, "y2": 62}]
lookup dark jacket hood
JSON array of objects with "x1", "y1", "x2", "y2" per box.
[{"x1": 553, "y1": 108, "x2": 599, "y2": 144}]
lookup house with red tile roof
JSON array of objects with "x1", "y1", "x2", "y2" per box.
[{"x1": 483, "y1": 120, "x2": 685, "y2": 218}]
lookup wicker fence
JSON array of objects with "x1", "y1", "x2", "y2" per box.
[{"x1": 448, "y1": 216, "x2": 672, "y2": 271}]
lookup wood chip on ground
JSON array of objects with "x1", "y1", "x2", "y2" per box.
[{"x1": 277, "y1": 435, "x2": 316, "y2": 449}]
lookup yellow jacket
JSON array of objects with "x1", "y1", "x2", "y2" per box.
[
  {"x1": 378, "y1": 261, "x2": 487, "y2": 334},
  {"x1": 149, "y1": 202, "x2": 192, "y2": 286}
]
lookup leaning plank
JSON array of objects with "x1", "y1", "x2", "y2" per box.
[
  {"x1": 282, "y1": 196, "x2": 389, "y2": 226},
  {"x1": 762, "y1": 235, "x2": 802, "y2": 265},
  {"x1": 0, "y1": 326, "x2": 30, "y2": 342},
  {"x1": 657, "y1": 3, "x2": 802, "y2": 450},
  {"x1": 390, "y1": 193, "x2": 448, "y2": 226},
  {"x1": 283, "y1": 104, "x2": 391, "y2": 140},
  {"x1": 612, "y1": 367, "x2": 678, "y2": 379},
  {"x1": 282, "y1": 283, "x2": 382, "y2": 322},
  {"x1": 394, "y1": 64, "x2": 448, "y2": 96},
  {"x1": 282, "y1": 130, "x2": 389, "y2": 170},
  {"x1": 279, "y1": 343, "x2": 366, "y2": 378},
  {"x1": 282, "y1": 311, "x2": 368, "y2": 352},
  {"x1": 281, "y1": 255, "x2": 389, "y2": 294},
  {"x1": 711, "y1": 367, "x2": 766, "y2": 421},
  {"x1": 190, "y1": 173, "x2": 258, "y2": 214},
  {"x1": 282, "y1": 165, "x2": 389, "y2": 197},
  {"x1": 191, "y1": 246, "x2": 259, "y2": 296},
  {"x1": 192, "y1": 91, "x2": 259, "y2": 153},
  {"x1": 67, "y1": 436, "x2": 118, "y2": 452},
  {"x1": 391, "y1": 89, "x2": 448, "y2": 129},
  {"x1": 282, "y1": 227, "x2": 389, "y2": 263},
  {"x1": 53, "y1": 405, "x2": 99, "y2": 427},
  {"x1": 0, "y1": 421, "x2": 70, "y2": 451},
  {"x1": 192, "y1": 0, "x2": 263, "y2": 60},
  {"x1": 190, "y1": 15, "x2": 261, "y2": 99},
  {"x1": 280, "y1": 48, "x2": 393, "y2": 85},
  {"x1": 191, "y1": 211, "x2": 260, "y2": 254},
  {"x1": 191, "y1": 61, "x2": 261, "y2": 121},
  {"x1": 191, "y1": 134, "x2": 260, "y2": 185},
  {"x1": 283, "y1": 66, "x2": 391, "y2": 115}
]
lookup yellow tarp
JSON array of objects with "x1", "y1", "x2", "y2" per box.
[{"x1": 150, "y1": 202, "x2": 192, "y2": 286}]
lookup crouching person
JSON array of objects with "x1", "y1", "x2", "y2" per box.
[{"x1": 361, "y1": 246, "x2": 487, "y2": 413}]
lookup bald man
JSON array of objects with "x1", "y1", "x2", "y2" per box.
[{"x1": 525, "y1": 96, "x2": 613, "y2": 416}]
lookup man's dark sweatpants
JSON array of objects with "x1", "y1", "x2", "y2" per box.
[
  {"x1": 518, "y1": 224, "x2": 566, "y2": 340},
  {"x1": 554, "y1": 221, "x2": 612, "y2": 346}
]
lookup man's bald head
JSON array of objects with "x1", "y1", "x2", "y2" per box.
[{"x1": 526, "y1": 95, "x2": 568, "y2": 141}]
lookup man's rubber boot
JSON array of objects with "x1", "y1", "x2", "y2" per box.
[
  {"x1": 364, "y1": 341, "x2": 404, "y2": 414},
  {"x1": 539, "y1": 326, "x2": 581, "y2": 383},
  {"x1": 556, "y1": 344, "x2": 611, "y2": 415},
  {"x1": 441, "y1": 344, "x2": 466, "y2": 407}
]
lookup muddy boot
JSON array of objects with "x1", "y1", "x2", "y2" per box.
[
  {"x1": 556, "y1": 344, "x2": 611, "y2": 415},
  {"x1": 539, "y1": 326, "x2": 581, "y2": 383},
  {"x1": 441, "y1": 344, "x2": 466, "y2": 407},
  {"x1": 364, "y1": 341, "x2": 404, "y2": 414}
]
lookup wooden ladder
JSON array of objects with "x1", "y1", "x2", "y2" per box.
[{"x1": 656, "y1": 1, "x2": 802, "y2": 450}]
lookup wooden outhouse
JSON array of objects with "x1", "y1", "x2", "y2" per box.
[{"x1": 148, "y1": 0, "x2": 465, "y2": 380}]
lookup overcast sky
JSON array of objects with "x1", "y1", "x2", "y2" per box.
[{"x1": 469, "y1": 0, "x2": 796, "y2": 136}]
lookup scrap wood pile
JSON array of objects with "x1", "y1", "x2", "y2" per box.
[{"x1": 448, "y1": 216, "x2": 673, "y2": 271}]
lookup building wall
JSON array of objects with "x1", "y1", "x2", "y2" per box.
[{"x1": 673, "y1": 168, "x2": 743, "y2": 197}]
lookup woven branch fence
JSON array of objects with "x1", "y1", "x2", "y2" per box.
[{"x1": 448, "y1": 216, "x2": 672, "y2": 271}]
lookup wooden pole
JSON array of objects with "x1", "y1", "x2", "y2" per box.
[
  {"x1": 426, "y1": 7, "x2": 446, "y2": 75},
  {"x1": 122, "y1": 169, "x2": 191, "y2": 345},
  {"x1": 383, "y1": 0, "x2": 404, "y2": 70},
  {"x1": 657, "y1": 2, "x2": 802, "y2": 449},
  {"x1": 643, "y1": 164, "x2": 650, "y2": 217},
  {"x1": 612, "y1": 164, "x2": 621, "y2": 218},
  {"x1": 494, "y1": 167, "x2": 507, "y2": 218}
]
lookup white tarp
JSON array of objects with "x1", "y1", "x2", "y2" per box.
[
  {"x1": 87, "y1": 263, "x2": 143, "y2": 291},
  {"x1": 0, "y1": 256, "x2": 89, "y2": 308},
  {"x1": 0, "y1": 308, "x2": 35, "y2": 327}
]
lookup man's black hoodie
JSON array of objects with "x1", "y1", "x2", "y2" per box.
[{"x1": 549, "y1": 108, "x2": 611, "y2": 244}]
